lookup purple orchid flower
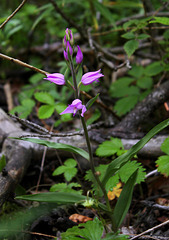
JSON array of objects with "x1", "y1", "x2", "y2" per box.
[
  {"x1": 64, "y1": 50, "x2": 69, "y2": 61},
  {"x1": 44, "y1": 73, "x2": 65, "y2": 85},
  {"x1": 81, "y1": 69, "x2": 104, "y2": 85},
  {"x1": 60, "y1": 99, "x2": 87, "y2": 117},
  {"x1": 76, "y1": 45, "x2": 83, "y2": 64},
  {"x1": 66, "y1": 41, "x2": 73, "y2": 56}
]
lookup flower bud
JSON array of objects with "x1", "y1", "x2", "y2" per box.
[
  {"x1": 76, "y1": 45, "x2": 83, "y2": 64},
  {"x1": 66, "y1": 41, "x2": 73, "y2": 56},
  {"x1": 63, "y1": 50, "x2": 69, "y2": 61}
]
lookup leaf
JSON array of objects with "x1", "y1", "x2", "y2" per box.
[
  {"x1": 112, "y1": 170, "x2": 138, "y2": 231},
  {"x1": 128, "y1": 65, "x2": 144, "y2": 78},
  {"x1": 34, "y1": 92, "x2": 55, "y2": 105},
  {"x1": 114, "y1": 95, "x2": 138, "y2": 116},
  {"x1": 149, "y1": 17, "x2": 169, "y2": 25},
  {"x1": 86, "y1": 93, "x2": 100, "y2": 110},
  {"x1": 61, "y1": 218, "x2": 104, "y2": 240},
  {"x1": 160, "y1": 137, "x2": 169, "y2": 155},
  {"x1": 55, "y1": 102, "x2": 72, "y2": 122},
  {"x1": 137, "y1": 76, "x2": 153, "y2": 89},
  {"x1": 137, "y1": 33, "x2": 149, "y2": 40},
  {"x1": 119, "y1": 161, "x2": 146, "y2": 184},
  {"x1": 156, "y1": 156, "x2": 169, "y2": 176},
  {"x1": 94, "y1": 1, "x2": 115, "y2": 26},
  {"x1": 110, "y1": 77, "x2": 134, "y2": 97},
  {"x1": 145, "y1": 61, "x2": 164, "y2": 76},
  {"x1": 0, "y1": 155, "x2": 6, "y2": 172},
  {"x1": 96, "y1": 137, "x2": 124, "y2": 157},
  {"x1": 53, "y1": 158, "x2": 78, "y2": 181},
  {"x1": 38, "y1": 105, "x2": 55, "y2": 119},
  {"x1": 124, "y1": 39, "x2": 139, "y2": 57},
  {"x1": 86, "y1": 109, "x2": 101, "y2": 126},
  {"x1": 102, "y1": 118, "x2": 169, "y2": 187},
  {"x1": 50, "y1": 183, "x2": 82, "y2": 194},
  {"x1": 15, "y1": 138, "x2": 89, "y2": 160},
  {"x1": 121, "y1": 32, "x2": 135, "y2": 39},
  {"x1": 16, "y1": 192, "x2": 87, "y2": 204},
  {"x1": 111, "y1": 85, "x2": 140, "y2": 98}
]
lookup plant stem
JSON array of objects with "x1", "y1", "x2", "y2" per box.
[{"x1": 70, "y1": 58, "x2": 78, "y2": 99}]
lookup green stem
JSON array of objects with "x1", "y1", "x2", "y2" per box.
[{"x1": 70, "y1": 57, "x2": 78, "y2": 99}]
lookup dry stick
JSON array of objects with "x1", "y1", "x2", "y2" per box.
[
  {"x1": 131, "y1": 220, "x2": 169, "y2": 240},
  {"x1": 0, "y1": 0, "x2": 28, "y2": 29},
  {"x1": 0, "y1": 53, "x2": 48, "y2": 76}
]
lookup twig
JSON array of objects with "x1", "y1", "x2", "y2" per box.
[
  {"x1": 0, "y1": 0, "x2": 28, "y2": 29},
  {"x1": 131, "y1": 220, "x2": 169, "y2": 240},
  {"x1": 140, "y1": 200, "x2": 169, "y2": 211},
  {"x1": 145, "y1": 169, "x2": 158, "y2": 178},
  {"x1": 0, "y1": 53, "x2": 48, "y2": 76}
]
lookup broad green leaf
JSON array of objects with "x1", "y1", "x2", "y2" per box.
[
  {"x1": 102, "y1": 118, "x2": 169, "y2": 186},
  {"x1": 38, "y1": 105, "x2": 55, "y2": 119},
  {"x1": 50, "y1": 183, "x2": 82, "y2": 194},
  {"x1": 137, "y1": 33, "x2": 149, "y2": 40},
  {"x1": 96, "y1": 137, "x2": 124, "y2": 157},
  {"x1": 111, "y1": 85, "x2": 140, "y2": 98},
  {"x1": 55, "y1": 102, "x2": 72, "y2": 122},
  {"x1": 121, "y1": 32, "x2": 135, "y2": 39},
  {"x1": 16, "y1": 138, "x2": 89, "y2": 160},
  {"x1": 112, "y1": 170, "x2": 138, "y2": 232},
  {"x1": 149, "y1": 17, "x2": 169, "y2": 25},
  {"x1": 104, "y1": 233, "x2": 129, "y2": 240},
  {"x1": 160, "y1": 137, "x2": 169, "y2": 155},
  {"x1": 16, "y1": 192, "x2": 87, "y2": 204},
  {"x1": 128, "y1": 65, "x2": 144, "y2": 78},
  {"x1": 29, "y1": 73, "x2": 43, "y2": 84},
  {"x1": 61, "y1": 218, "x2": 104, "y2": 240},
  {"x1": 119, "y1": 161, "x2": 146, "y2": 184},
  {"x1": 34, "y1": 92, "x2": 55, "y2": 105},
  {"x1": 123, "y1": 19, "x2": 139, "y2": 31},
  {"x1": 114, "y1": 95, "x2": 138, "y2": 116},
  {"x1": 0, "y1": 155, "x2": 6, "y2": 172},
  {"x1": 86, "y1": 93, "x2": 100, "y2": 110},
  {"x1": 53, "y1": 158, "x2": 77, "y2": 181},
  {"x1": 137, "y1": 76, "x2": 153, "y2": 89},
  {"x1": 156, "y1": 155, "x2": 169, "y2": 176},
  {"x1": 145, "y1": 62, "x2": 164, "y2": 76},
  {"x1": 10, "y1": 99, "x2": 35, "y2": 119},
  {"x1": 124, "y1": 40, "x2": 139, "y2": 57}
]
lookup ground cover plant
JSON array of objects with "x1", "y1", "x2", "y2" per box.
[{"x1": 0, "y1": 0, "x2": 169, "y2": 240}]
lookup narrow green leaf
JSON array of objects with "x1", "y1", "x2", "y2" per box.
[
  {"x1": 124, "y1": 40, "x2": 139, "y2": 57},
  {"x1": 102, "y1": 118, "x2": 169, "y2": 186},
  {"x1": 86, "y1": 93, "x2": 100, "y2": 110},
  {"x1": 16, "y1": 192, "x2": 86, "y2": 204},
  {"x1": 112, "y1": 170, "x2": 138, "y2": 232},
  {"x1": 149, "y1": 17, "x2": 169, "y2": 25},
  {"x1": 0, "y1": 155, "x2": 6, "y2": 172},
  {"x1": 38, "y1": 105, "x2": 55, "y2": 119},
  {"x1": 14, "y1": 138, "x2": 89, "y2": 160}
]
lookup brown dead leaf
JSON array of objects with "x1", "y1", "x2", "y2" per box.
[{"x1": 69, "y1": 214, "x2": 93, "y2": 223}]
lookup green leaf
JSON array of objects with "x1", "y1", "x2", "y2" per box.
[
  {"x1": 128, "y1": 65, "x2": 144, "y2": 78},
  {"x1": 0, "y1": 155, "x2": 6, "y2": 172},
  {"x1": 86, "y1": 93, "x2": 100, "y2": 110},
  {"x1": 50, "y1": 183, "x2": 82, "y2": 194},
  {"x1": 124, "y1": 39, "x2": 139, "y2": 57},
  {"x1": 102, "y1": 118, "x2": 169, "y2": 187},
  {"x1": 104, "y1": 233, "x2": 129, "y2": 240},
  {"x1": 76, "y1": 66, "x2": 83, "y2": 84},
  {"x1": 121, "y1": 32, "x2": 135, "y2": 39},
  {"x1": 110, "y1": 77, "x2": 134, "y2": 97},
  {"x1": 16, "y1": 192, "x2": 87, "y2": 204},
  {"x1": 38, "y1": 105, "x2": 55, "y2": 119},
  {"x1": 15, "y1": 138, "x2": 89, "y2": 160},
  {"x1": 111, "y1": 85, "x2": 140, "y2": 98},
  {"x1": 96, "y1": 137, "x2": 124, "y2": 157},
  {"x1": 137, "y1": 76, "x2": 153, "y2": 89},
  {"x1": 144, "y1": 62, "x2": 164, "y2": 76},
  {"x1": 156, "y1": 156, "x2": 169, "y2": 176},
  {"x1": 29, "y1": 73, "x2": 43, "y2": 84},
  {"x1": 149, "y1": 17, "x2": 169, "y2": 25},
  {"x1": 53, "y1": 158, "x2": 77, "y2": 181},
  {"x1": 119, "y1": 161, "x2": 146, "y2": 184},
  {"x1": 55, "y1": 102, "x2": 72, "y2": 122},
  {"x1": 112, "y1": 170, "x2": 138, "y2": 232},
  {"x1": 160, "y1": 137, "x2": 169, "y2": 155},
  {"x1": 10, "y1": 99, "x2": 35, "y2": 119},
  {"x1": 34, "y1": 92, "x2": 55, "y2": 105},
  {"x1": 137, "y1": 33, "x2": 149, "y2": 40},
  {"x1": 61, "y1": 218, "x2": 104, "y2": 240},
  {"x1": 114, "y1": 95, "x2": 138, "y2": 116}
]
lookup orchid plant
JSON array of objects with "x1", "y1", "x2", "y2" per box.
[{"x1": 15, "y1": 28, "x2": 169, "y2": 237}]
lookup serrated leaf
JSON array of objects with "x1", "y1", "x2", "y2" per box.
[
  {"x1": 50, "y1": 183, "x2": 82, "y2": 194},
  {"x1": 137, "y1": 33, "x2": 149, "y2": 40},
  {"x1": 137, "y1": 76, "x2": 153, "y2": 89},
  {"x1": 149, "y1": 17, "x2": 169, "y2": 25},
  {"x1": 34, "y1": 92, "x2": 55, "y2": 105},
  {"x1": 110, "y1": 77, "x2": 134, "y2": 97},
  {"x1": 128, "y1": 65, "x2": 144, "y2": 78},
  {"x1": 114, "y1": 95, "x2": 138, "y2": 116},
  {"x1": 96, "y1": 137, "x2": 124, "y2": 157},
  {"x1": 119, "y1": 161, "x2": 146, "y2": 184},
  {"x1": 0, "y1": 155, "x2": 6, "y2": 172},
  {"x1": 121, "y1": 32, "x2": 135, "y2": 39},
  {"x1": 124, "y1": 40, "x2": 139, "y2": 57},
  {"x1": 15, "y1": 138, "x2": 89, "y2": 160},
  {"x1": 61, "y1": 218, "x2": 104, "y2": 240},
  {"x1": 145, "y1": 62, "x2": 164, "y2": 76},
  {"x1": 160, "y1": 137, "x2": 169, "y2": 155},
  {"x1": 111, "y1": 85, "x2": 140, "y2": 98},
  {"x1": 156, "y1": 156, "x2": 169, "y2": 176},
  {"x1": 38, "y1": 105, "x2": 55, "y2": 119}
]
